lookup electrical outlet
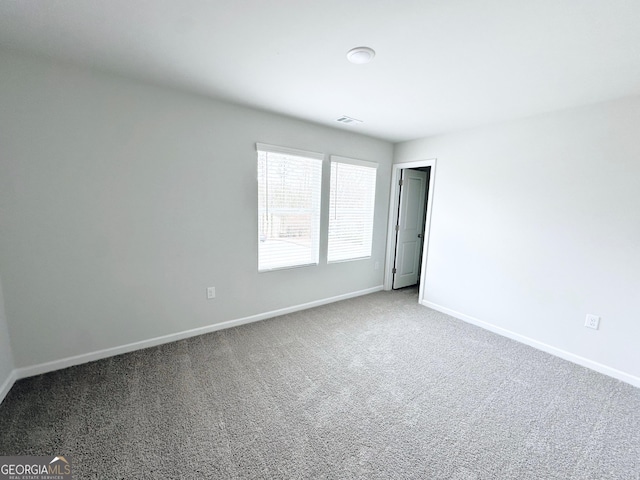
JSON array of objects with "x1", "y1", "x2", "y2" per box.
[
  {"x1": 584, "y1": 314, "x2": 600, "y2": 330},
  {"x1": 207, "y1": 287, "x2": 216, "y2": 299}
]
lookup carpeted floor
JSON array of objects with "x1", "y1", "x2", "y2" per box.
[{"x1": 0, "y1": 288, "x2": 638, "y2": 479}]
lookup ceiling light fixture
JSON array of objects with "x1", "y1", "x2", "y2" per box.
[{"x1": 347, "y1": 46, "x2": 376, "y2": 64}]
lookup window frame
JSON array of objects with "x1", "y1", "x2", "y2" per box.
[
  {"x1": 327, "y1": 155, "x2": 378, "y2": 264},
  {"x1": 256, "y1": 143, "x2": 324, "y2": 272}
]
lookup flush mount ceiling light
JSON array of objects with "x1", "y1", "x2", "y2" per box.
[{"x1": 347, "y1": 46, "x2": 376, "y2": 64}]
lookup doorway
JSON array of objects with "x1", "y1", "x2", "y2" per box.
[
  {"x1": 393, "y1": 167, "x2": 429, "y2": 289},
  {"x1": 384, "y1": 159, "x2": 436, "y2": 303}
]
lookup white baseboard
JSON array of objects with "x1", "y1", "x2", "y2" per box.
[
  {"x1": 0, "y1": 370, "x2": 17, "y2": 405},
  {"x1": 14, "y1": 285, "x2": 384, "y2": 381},
  {"x1": 422, "y1": 300, "x2": 640, "y2": 389}
]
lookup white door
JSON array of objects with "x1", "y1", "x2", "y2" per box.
[{"x1": 393, "y1": 169, "x2": 428, "y2": 289}]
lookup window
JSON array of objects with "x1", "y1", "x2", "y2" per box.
[
  {"x1": 257, "y1": 143, "x2": 323, "y2": 271},
  {"x1": 328, "y1": 156, "x2": 377, "y2": 262}
]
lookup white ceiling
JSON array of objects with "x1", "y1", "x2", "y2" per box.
[{"x1": 1, "y1": 0, "x2": 640, "y2": 142}]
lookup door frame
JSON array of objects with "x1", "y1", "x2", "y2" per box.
[{"x1": 383, "y1": 159, "x2": 437, "y2": 304}]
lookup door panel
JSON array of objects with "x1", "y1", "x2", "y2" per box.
[
  {"x1": 393, "y1": 169, "x2": 428, "y2": 289},
  {"x1": 400, "y1": 241, "x2": 418, "y2": 275},
  {"x1": 404, "y1": 178, "x2": 423, "y2": 230}
]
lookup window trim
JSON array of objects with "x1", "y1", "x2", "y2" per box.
[
  {"x1": 329, "y1": 155, "x2": 378, "y2": 170},
  {"x1": 256, "y1": 143, "x2": 324, "y2": 161},
  {"x1": 256, "y1": 143, "x2": 324, "y2": 272}
]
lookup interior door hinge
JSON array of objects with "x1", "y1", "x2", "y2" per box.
[
  {"x1": 399, "y1": 179, "x2": 404, "y2": 187},
  {"x1": 392, "y1": 268, "x2": 397, "y2": 274},
  {"x1": 395, "y1": 225, "x2": 400, "y2": 232}
]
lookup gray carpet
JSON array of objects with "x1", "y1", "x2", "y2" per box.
[{"x1": 0, "y1": 288, "x2": 638, "y2": 479}]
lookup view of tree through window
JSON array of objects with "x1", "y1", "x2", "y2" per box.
[{"x1": 257, "y1": 147, "x2": 322, "y2": 271}]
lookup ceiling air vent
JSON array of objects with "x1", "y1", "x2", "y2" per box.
[{"x1": 336, "y1": 115, "x2": 363, "y2": 125}]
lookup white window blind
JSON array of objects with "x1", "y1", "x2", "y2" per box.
[
  {"x1": 328, "y1": 156, "x2": 377, "y2": 262},
  {"x1": 257, "y1": 143, "x2": 323, "y2": 271}
]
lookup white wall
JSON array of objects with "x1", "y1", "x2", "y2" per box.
[
  {"x1": 0, "y1": 49, "x2": 393, "y2": 370},
  {"x1": 0, "y1": 274, "x2": 15, "y2": 400},
  {"x1": 395, "y1": 97, "x2": 640, "y2": 383}
]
